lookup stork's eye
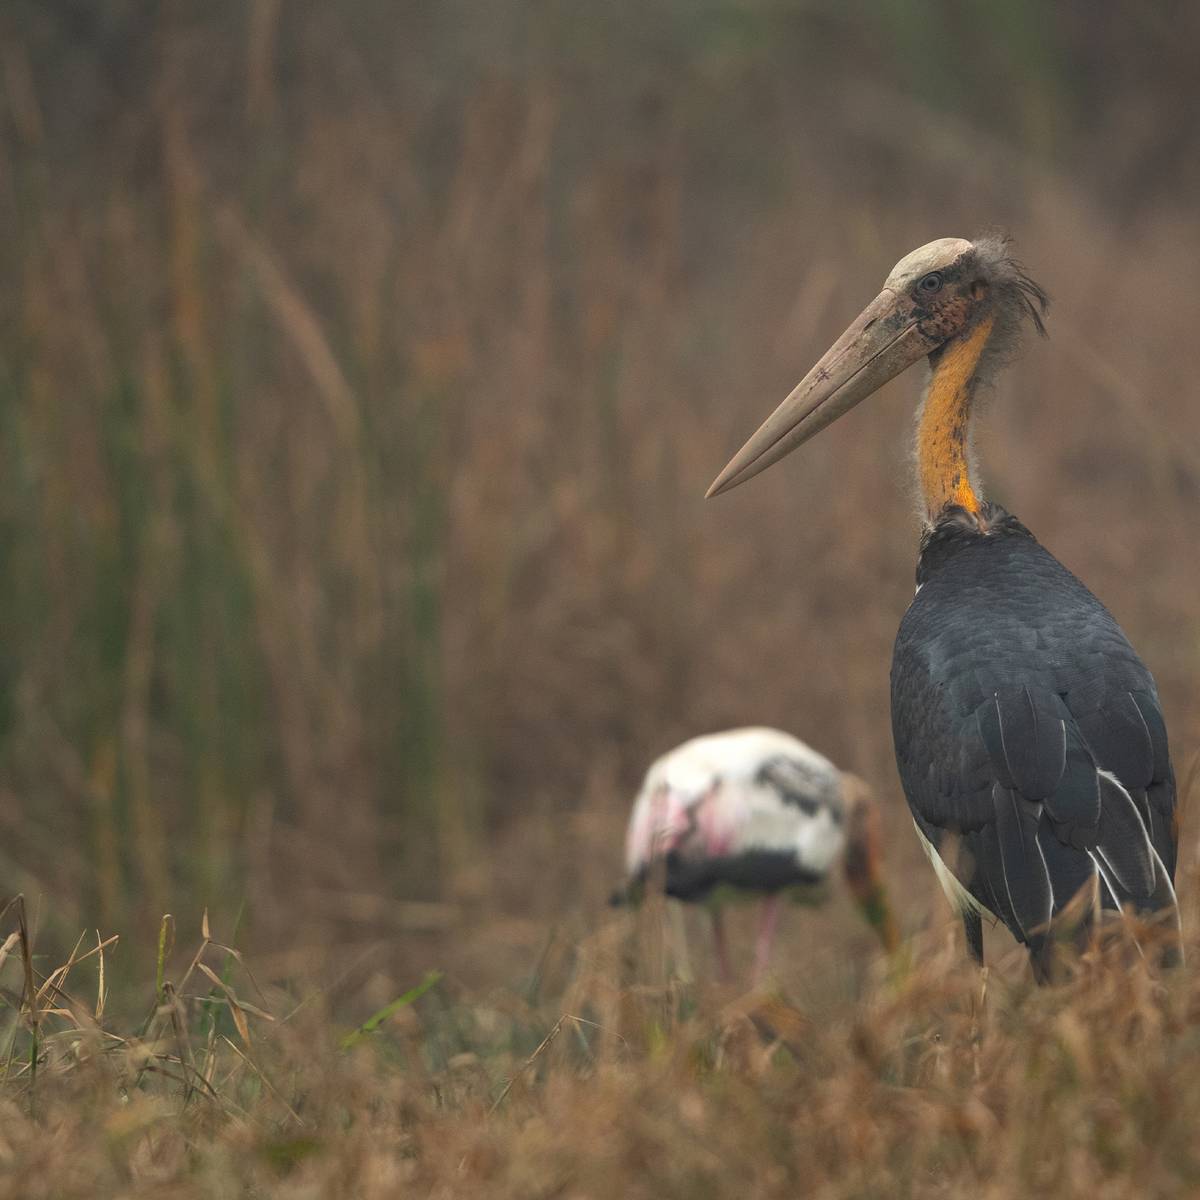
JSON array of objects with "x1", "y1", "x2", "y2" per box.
[{"x1": 918, "y1": 272, "x2": 944, "y2": 294}]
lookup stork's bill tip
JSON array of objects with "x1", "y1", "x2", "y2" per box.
[{"x1": 702, "y1": 287, "x2": 937, "y2": 501}]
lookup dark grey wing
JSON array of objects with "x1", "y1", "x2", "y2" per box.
[
  {"x1": 978, "y1": 686, "x2": 1171, "y2": 918},
  {"x1": 896, "y1": 675, "x2": 1066, "y2": 946},
  {"x1": 893, "y1": 523, "x2": 1177, "y2": 957}
]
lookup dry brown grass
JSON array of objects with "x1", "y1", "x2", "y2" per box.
[{"x1": 2, "y1": 893, "x2": 1200, "y2": 1197}]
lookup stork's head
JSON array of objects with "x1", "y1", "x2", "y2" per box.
[{"x1": 706, "y1": 234, "x2": 1048, "y2": 498}]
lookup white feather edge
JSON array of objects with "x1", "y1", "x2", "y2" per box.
[
  {"x1": 912, "y1": 819, "x2": 987, "y2": 917},
  {"x1": 1093, "y1": 768, "x2": 1181, "y2": 924}
]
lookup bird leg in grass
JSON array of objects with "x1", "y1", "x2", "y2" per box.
[
  {"x1": 971, "y1": 965, "x2": 989, "y2": 1082},
  {"x1": 752, "y1": 894, "x2": 783, "y2": 985},
  {"x1": 668, "y1": 901, "x2": 694, "y2": 983},
  {"x1": 709, "y1": 908, "x2": 733, "y2": 984}
]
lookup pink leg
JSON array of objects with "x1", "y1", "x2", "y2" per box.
[
  {"x1": 710, "y1": 908, "x2": 733, "y2": 984},
  {"x1": 752, "y1": 895, "x2": 784, "y2": 986}
]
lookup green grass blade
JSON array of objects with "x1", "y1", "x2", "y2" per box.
[{"x1": 339, "y1": 970, "x2": 442, "y2": 1050}]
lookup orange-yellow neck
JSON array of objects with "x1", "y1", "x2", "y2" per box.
[{"x1": 917, "y1": 315, "x2": 995, "y2": 519}]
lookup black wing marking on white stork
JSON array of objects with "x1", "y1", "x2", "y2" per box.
[
  {"x1": 755, "y1": 754, "x2": 844, "y2": 820},
  {"x1": 892, "y1": 507, "x2": 1177, "y2": 966}
]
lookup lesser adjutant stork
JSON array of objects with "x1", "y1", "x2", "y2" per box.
[
  {"x1": 708, "y1": 236, "x2": 1180, "y2": 981},
  {"x1": 616, "y1": 727, "x2": 898, "y2": 984}
]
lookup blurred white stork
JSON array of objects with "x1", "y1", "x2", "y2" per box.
[{"x1": 615, "y1": 727, "x2": 897, "y2": 984}]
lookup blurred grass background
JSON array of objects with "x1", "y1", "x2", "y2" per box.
[{"x1": 0, "y1": 0, "x2": 1197, "y2": 999}]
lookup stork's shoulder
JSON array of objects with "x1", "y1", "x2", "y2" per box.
[
  {"x1": 907, "y1": 502, "x2": 1125, "y2": 637},
  {"x1": 914, "y1": 501, "x2": 1043, "y2": 588},
  {"x1": 894, "y1": 501, "x2": 1156, "y2": 715}
]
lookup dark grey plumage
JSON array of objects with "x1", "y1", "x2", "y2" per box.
[{"x1": 893, "y1": 506, "x2": 1178, "y2": 977}]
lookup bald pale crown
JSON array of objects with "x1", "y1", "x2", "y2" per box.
[{"x1": 883, "y1": 238, "x2": 973, "y2": 291}]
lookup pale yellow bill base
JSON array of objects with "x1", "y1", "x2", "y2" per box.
[{"x1": 705, "y1": 289, "x2": 939, "y2": 498}]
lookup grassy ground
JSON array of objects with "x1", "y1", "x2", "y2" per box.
[{"x1": 3, "y1": 892, "x2": 1200, "y2": 1198}]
